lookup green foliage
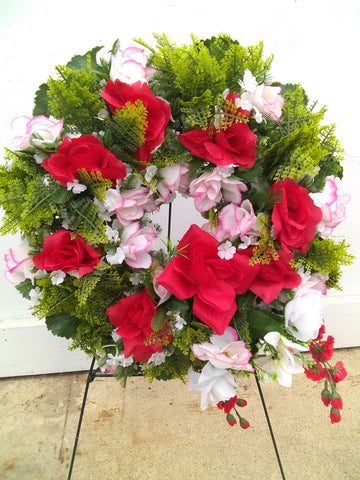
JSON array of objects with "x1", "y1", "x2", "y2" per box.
[
  {"x1": 21, "y1": 176, "x2": 61, "y2": 234},
  {"x1": 149, "y1": 34, "x2": 225, "y2": 124},
  {"x1": 270, "y1": 122, "x2": 328, "y2": 182},
  {"x1": 65, "y1": 195, "x2": 107, "y2": 244},
  {"x1": 296, "y1": 238, "x2": 355, "y2": 290},
  {"x1": 66, "y1": 45, "x2": 108, "y2": 80},
  {"x1": 77, "y1": 169, "x2": 112, "y2": 202},
  {"x1": 224, "y1": 41, "x2": 273, "y2": 91},
  {"x1": 0, "y1": 159, "x2": 62, "y2": 239},
  {"x1": 47, "y1": 66, "x2": 104, "y2": 134},
  {"x1": 46, "y1": 312, "x2": 81, "y2": 339},
  {"x1": 106, "y1": 100, "x2": 148, "y2": 153},
  {"x1": 259, "y1": 84, "x2": 344, "y2": 187},
  {"x1": 148, "y1": 34, "x2": 273, "y2": 131},
  {"x1": 15, "y1": 279, "x2": 34, "y2": 299},
  {"x1": 34, "y1": 266, "x2": 132, "y2": 353},
  {"x1": 142, "y1": 349, "x2": 192, "y2": 382},
  {"x1": 33, "y1": 83, "x2": 50, "y2": 117},
  {"x1": 247, "y1": 308, "x2": 284, "y2": 338},
  {"x1": 70, "y1": 321, "x2": 114, "y2": 356},
  {"x1": 172, "y1": 324, "x2": 211, "y2": 356},
  {"x1": 179, "y1": 88, "x2": 214, "y2": 129}
]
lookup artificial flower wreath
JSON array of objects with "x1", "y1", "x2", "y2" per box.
[{"x1": 1, "y1": 34, "x2": 353, "y2": 427}]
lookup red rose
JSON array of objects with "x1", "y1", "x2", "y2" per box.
[
  {"x1": 33, "y1": 229, "x2": 100, "y2": 276},
  {"x1": 106, "y1": 289, "x2": 158, "y2": 361},
  {"x1": 269, "y1": 178, "x2": 322, "y2": 253},
  {"x1": 178, "y1": 121, "x2": 257, "y2": 168},
  {"x1": 238, "y1": 248, "x2": 301, "y2": 304},
  {"x1": 158, "y1": 225, "x2": 260, "y2": 335},
  {"x1": 101, "y1": 80, "x2": 171, "y2": 163},
  {"x1": 42, "y1": 135, "x2": 126, "y2": 187}
]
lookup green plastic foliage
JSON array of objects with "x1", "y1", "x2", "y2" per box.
[
  {"x1": 260, "y1": 85, "x2": 342, "y2": 186},
  {"x1": 296, "y1": 238, "x2": 355, "y2": 290},
  {"x1": 46, "y1": 312, "x2": 81, "y2": 339},
  {"x1": 108, "y1": 100, "x2": 148, "y2": 153},
  {"x1": 65, "y1": 196, "x2": 108, "y2": 244},
  {"x1": 47, "y1": 66, "x2": 104, "y2": 134}
]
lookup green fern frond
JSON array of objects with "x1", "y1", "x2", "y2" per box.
[
  {"x1": 65, "y1": 196, "x2": 107, "y2": 244},
  {"x1": 109, "y1": 99, "x2": 148, "y2": 152},
  {"x1": 179, "y1": 88, "x2": 213, "y2": 128},
  {"x1": 77, "y1": 169, "x2": 113, "y2": 202},
  {"x1": 263, "y1": 121, "x2": 328, "y2": 181},
  {"x1": 48, "y1": 66, "x2": 104, "y2": 134},
  {"x1": 295, "y1": 238, "x2": 354, "y2": 290}
]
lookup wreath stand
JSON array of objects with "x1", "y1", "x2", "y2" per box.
[{"x1": 66, "y1": 204, "x2": 286, "y2": 480}]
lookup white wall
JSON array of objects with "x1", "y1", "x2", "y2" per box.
[{"x1": 1, "y1": 0, "x2": 359, "y2": 376}]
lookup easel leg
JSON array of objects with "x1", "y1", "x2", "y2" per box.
[
  {"x1": 67, "y1": 357, "x2": 96, "y2": 480},
  {"x1": 255, "y1": 376, "x2": 286, "y2": 479}
]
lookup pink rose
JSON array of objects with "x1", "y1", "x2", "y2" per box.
[
  {"x1": 104, "y1": 186, "x2": 156, "y2": 226},
  {"x1": 11, "y1": 115, "x2": 63, "y2": 150},
  {"x1": 239, "y1": 70, "x2": 284, "y2": 122},
  {"x1": 192, "y1": 326, "x2": 254, "y2": 371},
  {"x1": 189, "y1": 168, "x2": 247, "y2": 212},
  {"x1": 4, "y1": 241, "x2": 34, "y2": 284},
  {"x1": 157, "y1": 163, "x2": 190, "y2": 202},
  {"x1": 251, "y1": 85, "x2": 284, "y2": 121},
  {"x1": 310, "y1": 177, "x2": 350, "y2": 237},
  {"x1": 120, "y1": 222, "x2": 157, "y2": 269},
  {"x1": 110, "y1": 46, "x2": 156, "y2": 84},
  {"x1": 219, "y1": 200, "x2": 254, "y2": 238}
]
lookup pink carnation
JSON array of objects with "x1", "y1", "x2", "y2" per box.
[
  {"x1": 219, "y1": 200, "x2": 254, "y2": 238},
  {"x1": 120, "y1": 222, "x2": 157, "y2": 269},
  {"x1": 189, "y1": 168, "x2": 247, "y2": 212},
  {"x1": 310, "y1": 177, "x2": 350, "y2": 237},
  {"x1": 11, "y1": 115, "x2": 63, "y2": 150},
  {"x1": 110, "y1": 46, "x2": 156, "y2": 84},
  {"x1": 192, "y1": 326, "x2": 254, "y2": 372}
]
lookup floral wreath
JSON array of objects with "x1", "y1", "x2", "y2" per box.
[{"x1": 1, "y1": 34, "x2": 354, "y2": 427}]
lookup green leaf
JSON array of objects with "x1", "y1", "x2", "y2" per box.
[
  {"x1": 66, "y1": 45, "x2": 103, "y2": 72},
  {"x1": 52, "y1": 186, "x2": 71, "y2": 204},
  {"x1": 33, "y1": 83, "x2": 50, "y2": 117},
  {"x1": 247, "y1": 308, "x2": 283, "y2": 336},
  {"x1": 165, "y1": 297, "x2": 189, "y2": 314},
  {"x1": 15, "y1": 279, "x2": 33, "y2": 299},
  {"x1": 46, "y1": 312, "x2": 81, "y2": 339}
]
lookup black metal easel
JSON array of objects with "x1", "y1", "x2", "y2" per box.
[{"x1": 67, "y1": 202, "x2": 286, "y2": 479}]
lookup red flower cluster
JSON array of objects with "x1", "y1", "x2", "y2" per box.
[
  {"x1": 269, "y1": 178, "x2": 322, "y2": 253},
  {"x1": 42, "y1": 135, "x2": 126, "y2": 186},
  {"x1": 304, "y1": 327, "x2": 347, "y2": 423},
  {"x1": 101, "y1": 80, "x2": 171, "y2": 163},
  {"x1": 217, "y1": 395, "x2": 249, "y2": 428},
  {"x1": 33, "y1": 229, "x2": 101, "y2": 277}
]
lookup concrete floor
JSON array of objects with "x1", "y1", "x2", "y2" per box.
[{"x1": 0, "y1": 348, "x2": 359, "y2": 480}]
